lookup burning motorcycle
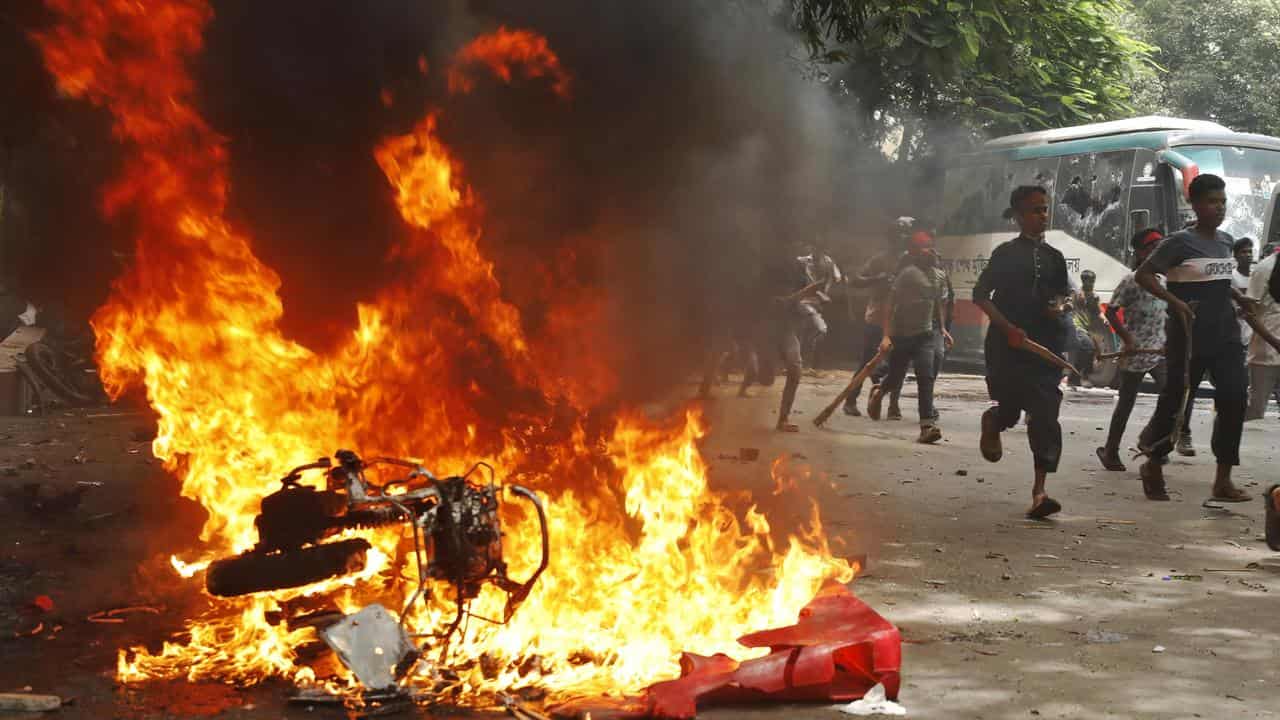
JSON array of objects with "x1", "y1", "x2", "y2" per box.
[{"x1": 205, "y1": 449, "x2": 549, "y2": 644}]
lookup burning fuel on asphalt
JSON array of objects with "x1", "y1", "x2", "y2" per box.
[{"x1": 29, "y1": 0, "x2": 854, "y2": 704}]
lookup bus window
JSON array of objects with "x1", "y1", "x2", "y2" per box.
[
  {"x1": 1125, "y1": 150, "x2": 1165, "y2": 265},
  {"x1": 940, "y1": 164, "x2": 1004, "y2": 235},
  {"x1": 1004, "y1": 157, "x2": 1060, "y2": 227},
  {"x1": 1171, "y1": 145, "x2": 1280, "y2": 243},
  {"x1": 1053, "y1": 150, "x2": 1134, "y2": 259}
]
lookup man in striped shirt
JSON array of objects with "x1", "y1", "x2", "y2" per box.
[{"x1": 1134, "y1": 174, "x2": 1252, "y2": 503}]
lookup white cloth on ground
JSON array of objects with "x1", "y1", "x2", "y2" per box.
[{"x1": 834, "y1": 683, "x2": 907, "y2": 716}]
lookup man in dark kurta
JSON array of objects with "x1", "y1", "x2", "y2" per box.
[{"x1": 973, "y1": 186, "x2": 1071, "y2": 518}]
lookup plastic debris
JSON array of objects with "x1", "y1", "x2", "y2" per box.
[
  {"x1": 318, "y1": 604, "x2": 419, "y2": 691},
  {"x1": 835, "y1": 683, "x2": 906, "y2": 716},
  {"x1": 551, "y1": 585, "x2": 901, "y2": 720}
]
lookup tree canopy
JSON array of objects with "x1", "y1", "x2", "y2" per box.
[
  {"x1": 1125, "y1": 0, "x2": 1280, "y2": 137},
  {"x1": 790, "y1": 0, "x2": 1154, "y2": 157}
]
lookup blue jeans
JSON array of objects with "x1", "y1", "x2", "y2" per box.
[{"x1": 881, "y1": 331, "x2": 939, "y2": 426}]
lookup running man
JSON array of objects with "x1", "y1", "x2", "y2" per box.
[
  {"x1": 1134, "y1": 174, "x2": 1251, "y2": 502},
  {"x1": 1096, "y1": 229, "x2": 1167, "y2": 471},
  {"x1": 973, "y1": 186, "x2": 1072, "y2": 519}
]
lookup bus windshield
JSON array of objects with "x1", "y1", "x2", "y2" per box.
[{"x1": 1173, "y1": 145, "x2": 1280, "y2": 243}]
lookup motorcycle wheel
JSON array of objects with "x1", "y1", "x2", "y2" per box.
[{"x1": 205, "y1": 538, "x2": 371, "y2": 597}]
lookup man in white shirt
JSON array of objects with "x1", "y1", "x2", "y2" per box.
[
  {"x1": 1246, "y1": 245, "x2": 1280, "y2": 420},
  {"x1": 1244, "y1": 244, "x2": 1280, "y2": 552},
  {"x1": 1234, "y1": 238, "x2": 1254, "y2": 347}
]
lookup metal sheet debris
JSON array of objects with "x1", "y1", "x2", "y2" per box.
[{"x1": 319, "y1": 604, "x2": 418, "y2": 692}]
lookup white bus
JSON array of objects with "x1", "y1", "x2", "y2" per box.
[{"x1": 936, "y1": 116, "x2": 1280, "y2": 367}]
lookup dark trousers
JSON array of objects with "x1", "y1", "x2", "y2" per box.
[
  {"x1": 881, "y1": 331, "x2": 939, "y2": 426},
  {"x1": 739, "y1": 317, "x2": 803, "y2": 421},
  {"x1": 1068, "y1": 327, "x2": 1096, "y2": 385},
  {"x1": 1103, "y1": 362, "x2": 1168, "y2": 454},
  {"x1": 1139, "y1": 339, "x2": 1246, "y2": 465},
  {"x1": 986, "y1": 345, "x2": 1063, "y2": 473},
  {"x1": 845, "y1": 322, "x2": 892, "y2": 407}
]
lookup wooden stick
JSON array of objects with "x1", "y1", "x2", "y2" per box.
[
  {"x1": 1168, "y1": 304, "x2": 1197, "y2": 449},
  {"x1": 813, "y1": 346, "x2": 890, "y2": 427},
  {"x1": 1019, "y1": 337, "x2": 1079, "y2": 376},
  {"x1": 779, "y1": 280, "x2": 826, "y2": 304}
]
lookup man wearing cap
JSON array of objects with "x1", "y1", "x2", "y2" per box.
[
  {"x1": 1068, "y1": 269, "x2": 1105, "y2": 386},
  {"x1": 973, "y1": 186, "x2": 1072, "y2": 518}
]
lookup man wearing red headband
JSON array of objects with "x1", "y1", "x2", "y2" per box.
[
  {"x1": 1096, "y1": 228, "x2": 1167, "y2": 471},
  {"x1": 868, "y1": 231, "x2": 952, "y2": 443}
]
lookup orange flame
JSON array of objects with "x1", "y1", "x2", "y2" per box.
[
  {"x1": 448, "y1": 26, "x2": 573, "y2": 99},
  {"x1": 35, "y1": 0, "x2": 853, "y2": 699}
]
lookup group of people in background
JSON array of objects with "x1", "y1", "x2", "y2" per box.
[
  {"x1": 699, "y1": 216, "x2": 955, "y2": 441},
  {"x1": 699, "y1": 174, "x2": 1280, "y2": 550},
  {"x1": 975, "y1": 176, "x2": 1280, "y2": 547},
  {"x1": 840, "y1": 218, "x2": 955, "y2": 444}
]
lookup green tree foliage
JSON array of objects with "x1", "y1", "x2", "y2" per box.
[
  {"x1": 1125, "y1": 0, "x2": 1280, "y2": 136},
  {"x1": 791, "y1": 1, "x2": 1154, "y2": 156}
]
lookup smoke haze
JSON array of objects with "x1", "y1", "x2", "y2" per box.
[{"x1": 20, "y1": 0, "x2": 904, "y2": 401}]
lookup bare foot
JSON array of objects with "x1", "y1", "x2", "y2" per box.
[
  {"x1": 1213, "y1": 464, "x2": 1249, "y2": 502},
  {"x1": 776, "y1": 422, "x2": 800, "y2": 433},
  {"x1": 1210, "y1": 484, "x2": 1250, "y2": 502},
  {"x1": 1139, "y1": 461, "x2": 1169, "y2": 500}
]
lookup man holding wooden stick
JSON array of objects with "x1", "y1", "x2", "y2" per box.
[
  {"x1": 973, "y1": 186, "x2": 1072, "y2": 519},
  {"x1": 1134, "y1": 174, "x2": 1252, "y2": 503},
  {"x1": 738, "y1": 241, "x2": 815, "y2": 432},
  {"x1": 868, "y1": 231, "x2": 952, "y2": 443}
]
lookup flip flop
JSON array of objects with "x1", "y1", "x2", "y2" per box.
[
  {"x1": 1026, "y1": 497, "x2": 1062, "y2": 519},
  {"x1": 1095, "y1": 446, "x2": 1126, "y2": 472},
  {"x1": 1264, "y1": 485, "x2": 1280, "y2": 552},
  {"x1": 1209, "y1": 488, "x2": 1251, "y2": 503}
]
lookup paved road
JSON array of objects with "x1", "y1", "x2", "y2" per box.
[
  {"x1": 694, "y1": 372, "x2": 1279, "y2": 720},
  {"x1": 1, "y1": 378, "x2": 1277, "y2": 720}
]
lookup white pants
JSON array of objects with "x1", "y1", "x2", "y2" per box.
[{"x1": 1247, "y1": 364, "x2": 1280, "y2": 421}]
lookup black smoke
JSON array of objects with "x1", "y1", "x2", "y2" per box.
[{"x1": 12, "y1": 0, "x2": 903, "y2": 401}]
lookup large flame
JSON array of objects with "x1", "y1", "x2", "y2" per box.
[{"x1": 35, "y1": 1, "x2": 853, "y2": 699}]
